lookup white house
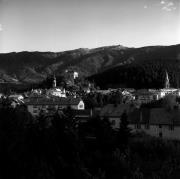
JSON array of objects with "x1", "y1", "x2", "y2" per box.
[
  {"x1": 158, "y1": 88, "x2": 178, "y2": 98},
  {"x1": 47, "y1": 88, "x2": 66, "y2": 97},
  {"x1": 73, "y1": 72, "x2": 79, "y2": 79},
  {"x1": 9, "y1": 94, "x2": 24, "y2": 100},
  {"x1": 25, "y1": 97, "x2": 85, "y2": 116}
]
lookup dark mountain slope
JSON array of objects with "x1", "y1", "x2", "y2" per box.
[
  {"x1": 89, "y1": 44, "x2": 180, "y2": 89},
  {"x1": 0, "y1": 44, "x2": 179, "y2": 88}
]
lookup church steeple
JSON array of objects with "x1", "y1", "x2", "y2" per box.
[
  {"x1": 53, "y1": 74, "x2": 56, "y2": 88},
  {"x1": 165, "y1": 70, "x2": 170, "y2": 89}
]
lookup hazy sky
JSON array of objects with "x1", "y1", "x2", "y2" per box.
[{"x1": 0, "y1": 0, "x2": 180, "y2": 52}]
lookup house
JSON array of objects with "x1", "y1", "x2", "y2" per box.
[
  {"x1": 47, "y1": 88, "x2": 66, "y2": 97},
  {"x1": 129, "y1": 108, "x2": 180, "y2": 140},
  {"x1": 134, "y1": 89, "x2": 159, "y2": 103},
  {"x1": 11, "y1": 99, "x2": 23, "y2": 108},
  {"x1": 0, "y1": 97, "x2": 24, "y2": 109},
  {"x1": 100, "y1": 104, "x2": 180, "y2": 140},
  {"x1": 99, "y1": 104, "x2": 135, "y2": 130},
  {"x1": 73, "y1": 72, "x2": 79, "y2": 79},
  {"x1": 9, "y1": 94, "x2": 24, "y2": 101},
  {"x1": 25, "y1": 97, "x2": 85, "y2": 116},
  {"x1": 158, "y1": 88, "x2": 178, "y2": 98}
]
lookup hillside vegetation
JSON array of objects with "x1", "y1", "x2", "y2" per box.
[{"x1": 0, "y1": 44, "x2": 179, "y2": 88}]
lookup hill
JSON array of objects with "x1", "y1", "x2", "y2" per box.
[
  {"x1": 0, "y1": 44, "x2": 179, "y2": 89},
  {"x1": 89, "y1": 44, "x2": 180, "y2": 89},
  {"x1": 0, "y1": 45, "x2": 130, "y2": 83}
]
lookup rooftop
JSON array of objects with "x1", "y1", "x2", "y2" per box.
[
  {"x1": 25, "y1": 97, "x2": 83, "y2": 105},
  {"x1": 129, "y1": 108, "x2": 180, "y2": 126},
  {"x1": 100, "y1": 104, "x2": 135, "y2": 117}
]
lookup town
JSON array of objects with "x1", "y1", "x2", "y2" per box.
[{"x1": 1, "y1": 69, "x2": 180, "y2": 140}]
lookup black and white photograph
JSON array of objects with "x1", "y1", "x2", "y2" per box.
[{"x1": 0, "y1": 0, "x2": 180, "y2": 178}]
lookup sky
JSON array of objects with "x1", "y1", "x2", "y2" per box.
[{"x1": 0, "y1": 0, "x2": 180, "y2": 53}]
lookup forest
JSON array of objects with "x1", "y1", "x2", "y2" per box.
[{"x1": 89, "y1": 58, "x2": 180, "y2": 89}]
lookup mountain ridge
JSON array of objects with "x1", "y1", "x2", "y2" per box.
[{"x1": 0, "y1": 44, "x2": 179, "y2": 88}]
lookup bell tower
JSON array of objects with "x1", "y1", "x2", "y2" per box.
[
  {"x1": 53, "y1": 74, "x2": 57, "y2": 88},
  {"x1": 165, "y1": 70, "x2": 170, "y2": 89}
]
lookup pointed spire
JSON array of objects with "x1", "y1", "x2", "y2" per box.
[
  {"x1": 165, "y1": 70, "x2": 170, "y2": 89},
  {"x1": 53, "y1": 74, "x2": 56, "y2": 88}
]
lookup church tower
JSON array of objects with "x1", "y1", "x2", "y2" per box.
[
  {"x1": 165, "y1": 70, "x2": 170, "y2": 89},
  {"x1": 53, "y1": 74, "x2": 57, "y2": 88}
]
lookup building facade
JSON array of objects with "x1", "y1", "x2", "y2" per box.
[
  {"x1": 25, "y1": 97, "x2": 85, "y2": 116},
  {"x1": 129, "y1": 108, "x2": 180, "y2": 140}
]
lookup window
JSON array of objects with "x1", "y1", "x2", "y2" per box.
[
  {"x1": 159, "y1": 124, "x2": 162, "y2": 129},
  {"x1": 137, "y1": 123, "x2": 141, "y2": 129},
  {"x1": 145, "y1": 123, "x2": 150, "y2": 129},
  {"x1": 47, "y1": 105, "x2": 54, "y2": 110},
  {"x1": 135, "y1": 123, "x2": 141, "y2": 129},
  {"x1": 33, "y1": 110, "x2": 38, "y2": 113},
  {"x1": 159, "y1": 132, "x2": 163, "y2": 138},
  {"x1": 111, "y1": 120, "x2": 116, "y2": 126},
  {"x1": 169, "y1": 124, "x2": 174, "y2": 131},
  {"x1": 79, "y1": 104, "x2": 84, "y2": 109}
]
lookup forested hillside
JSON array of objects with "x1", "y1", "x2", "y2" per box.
[
  {"x1": 89, "y1": 45, "x2": 180, "y2": 89},
  {"x1": 0, "y1": 44, "x2": 179, "y2": 89}
]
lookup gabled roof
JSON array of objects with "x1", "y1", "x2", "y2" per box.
[
  {"x1": 25, "y1": 97, "x2": 83, "y2": 105},
  {"x1": 128, "y1": 108, "x2": 150, "y2": 124},
  {"x1": 128, "y1": 107, "x2": 180, "y2": 126},
  {"x1": 135, "y1": 89, "x2": 154, "y2": 96},
  {"x1": 149, "y1": 108, "x2": 172, "y2": 125},
  {"x1": 100, "y1": 104, "x2": 135, "y2": 117}
]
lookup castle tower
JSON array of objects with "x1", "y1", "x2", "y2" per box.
[
  {"x1": 53, "y1": 74, "x2": 57, "y2": 88},
  {"x1": 165, "y1": 71, "x2": 170, "y2": 89}
]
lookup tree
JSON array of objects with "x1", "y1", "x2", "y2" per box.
[
  {"x1": 118, "y1": 110, "x2": 131, "y2": 150},
  {"x1": 163, "y1": 94, "x2": 177, "y2": 111}
]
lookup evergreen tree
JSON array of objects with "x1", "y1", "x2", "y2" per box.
[{"x1": 118, "y1": 110, "x2": 131, "y2": 150}]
